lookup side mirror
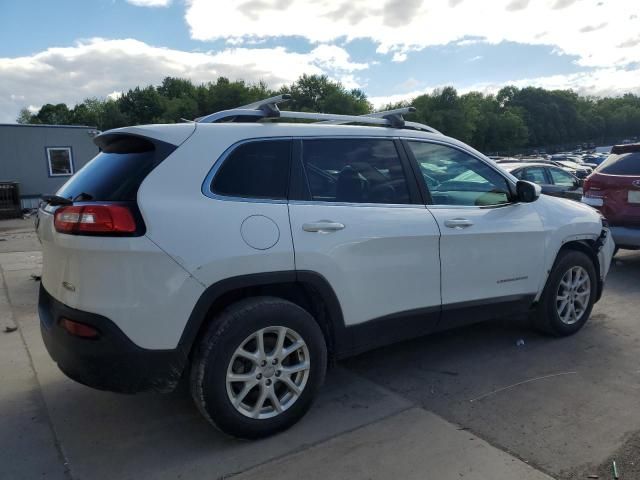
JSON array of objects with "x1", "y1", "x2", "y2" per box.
[{"x1": 516, "y1": 180, "x2": 541, "y2": 203}]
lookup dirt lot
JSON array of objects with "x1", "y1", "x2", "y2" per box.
[{"x1": 1, "y1": 218, "x2": 638, "y2": 480}]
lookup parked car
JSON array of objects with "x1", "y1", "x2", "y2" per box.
[
  {"x1": 36, "y1": 97, "x2": 615, "y2": 439},
  {"x1": 500, "y1": 162, "x2": 583, "y2": 201},
  {"x1": 581, "y1": 155, "x2": 607, "y2": 169},
  {"x1": 553, "y1": 159, "x2": 593, "y2": 179},
  {"x1": 494, "y1": 157, "x2": 586, "y2": 179},
  {"x1": 583, "y1": 143, "x2": 640, "y2": 250}
]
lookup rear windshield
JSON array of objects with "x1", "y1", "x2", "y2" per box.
[
  {"x1": 56, "y1": 136, "x2": 174, "y2": 202},
  {"x1": 597, "y1": 152, "x2": 640, "y2": 176}
]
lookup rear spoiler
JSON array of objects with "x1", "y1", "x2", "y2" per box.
[
  {"x1": 611, "y1": 144, "x2": 640, "y2": 154},
  {"x1": 94, "y1": 123, "x2": 196, "y2": 149}
]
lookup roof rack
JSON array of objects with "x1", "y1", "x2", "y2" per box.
[
  {"x1": 317, "y1": 107, "x2": 441, "y2": 134},
  {"x1": 195, "y1": 95, "x2": 441, "y2": 134}
]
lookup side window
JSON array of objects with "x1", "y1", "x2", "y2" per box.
[
  {"x1": 211, "y1": 140, "x2": 291, "y2": 199},
  {"x1": 521, "y1": 167, "x2": 548, "y2": 184},
  {"x1": 549, "y1": 168, "x2": 576, "y2": 186},
  {"x1": 302, "y1": 139, "x2": 411, "y2": 204},
  {"x1": 407, "y1": 142, "x2": 511, "y2": 206}
]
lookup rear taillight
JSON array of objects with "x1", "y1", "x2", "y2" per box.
[
  {"x1": 583, "y1": 176, "x2": 604, "y2": 196},
  {"x1": 582, "y1": 176, "x2": 605, "y2": 207},
  {"x1": 54, "y1": 205, "x2": 137, "y2": 235}
]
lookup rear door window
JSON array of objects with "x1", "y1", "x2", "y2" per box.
[
  {"x1": 301, "y1": 138, "x2": 411, "y2": 204},
  {"x1": 211, "y1": 140, "x2": 291, "y2": 200},
  {"x1": 597, "y1": 153, "x2": 640, "y2": 175}
]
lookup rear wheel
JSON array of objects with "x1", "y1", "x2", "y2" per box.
[
  {"x1": 532, "y1": 250, "x2": 597, "y2": 336},
  {"x1": 190, "y1": 297, "x2": 327, "y2": 439}
]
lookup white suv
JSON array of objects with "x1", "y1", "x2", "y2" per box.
[{"x1": 37, "y1": 96, "x2": 615, "y2": 438}]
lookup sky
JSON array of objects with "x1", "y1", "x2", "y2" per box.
[{"x1": 1, "y1": 0, "x2": 639, "y2": 123}]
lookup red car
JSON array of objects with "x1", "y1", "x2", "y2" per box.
[{"x1": 582, "y1": 143, "x2": 640, "y2": 250}]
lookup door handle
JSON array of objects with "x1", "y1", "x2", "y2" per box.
[
  {"x1": 302, "y1": 221, "x2": 345, "y2": 233},
  {"x1": 444, "y1": 218, "x2": 474, "y2": 229}
]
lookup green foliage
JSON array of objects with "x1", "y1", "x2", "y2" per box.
[
  {"x1": 35, "y1": 103, "x2": 73, "y2": 125},
  {"x1": 17, "y1": 75, "x2": 640, "y2": 153},
  {"x1": 280, "y1": 74, "x2": 371, "y2": 115},
  {"x1": 16, "y1": 108, "x2": 34, "y2": 124}
]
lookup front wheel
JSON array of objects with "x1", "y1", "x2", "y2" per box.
[
  {"x1": 190, "y1": 297, "x2": 327, "y2": 439},
  {"x1": 532, "y1": 250, "x2": 597, "y2": 336}
]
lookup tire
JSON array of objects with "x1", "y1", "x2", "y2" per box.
[
  {"x1": 532, "y1": 249, "x2": 597, "y2": 336},
  {"x1": 190, "y1": 296, "x2": 327, "y2": 439}
]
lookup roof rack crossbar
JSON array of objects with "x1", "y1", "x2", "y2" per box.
[
  {"x1": 279, "y1": 111, "x2": 391, "y2": 125},
  {"x1": 369, "y1": 106, "x2": 415, "y2": 128},
  {"x1": 194, "y1": 94, "x2": 442, "y2": 133},
  {"x1": 317, "y1": 106, "x2": 415, "y2": 126},
  {"x1": 197, "y1": 94, "x2": 291, "y2": 123},
  {"x1": 237, "y1": 94, "x2": 292, "y2": 116},
  {"x1": 363, "y1": 107, "x2": 416, "y2": 118},
  {"x1": 314, "y1": 106, "x2": 441, "y2": 134}
]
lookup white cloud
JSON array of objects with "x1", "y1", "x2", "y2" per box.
[
  {"x1": 397, "y1": 77, "x2": 421, "y2": 91},
  {"x1": 0, "y1": 38, "x2": 366, "y2": 122},
  {"x1": 369, "y1": 67, "x2": 640, "y2": 108},
  {"x1": 309, "y1": 44, "x2": 368, "y2": 72},
  {"x1": 369, "y1": 90, "x2": 427, "y2": 109},
  {"x1": 498, "y1": 68, "x2": 640, "y2": 97},
  {"x1": 185, "y1": 0, "x2": 640, "y2": 68},
  {"x1": 126, "y1": 0, "x2": 171, "y2": 7},
  {"x1": 106, "y1": 91, "x2": 123, "y2": 100}
]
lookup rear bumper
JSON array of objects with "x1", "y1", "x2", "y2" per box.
[
  {"x1": 610, "y1": 225, "x2": 640, "y2": 248},
  {"x1": 38, "y1": 285, "x2": 187, "y2": 393}
]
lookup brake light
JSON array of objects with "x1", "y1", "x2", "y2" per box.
[
  {"x1": 54, "y1": 205, "x2": 137, "y2": 235},
  {"x1": 583, "y1": 177, "x2": 603, "y2": 197}
]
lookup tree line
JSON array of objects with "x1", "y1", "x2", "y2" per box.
[{"x1": 18, "y1": 74, "x2": 640, "y2": 153}]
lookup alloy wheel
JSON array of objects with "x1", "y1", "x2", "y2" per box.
[
  {"x1": 226, "y1": 326, "x2": 311, "y2": 419},
  {"x1": 555, "y1": 266, "x2": 591, "y2": 325}
]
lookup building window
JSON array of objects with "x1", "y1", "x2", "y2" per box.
[{"x1": 46, "y1": 147, "x2": 74, "y2": 176}]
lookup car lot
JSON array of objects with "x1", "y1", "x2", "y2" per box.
[{"x1": 1, "y1": 219, "x2": 638, "y2": 480}]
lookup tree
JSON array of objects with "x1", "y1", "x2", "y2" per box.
[
  {"x1": 118, "y1": 86, "x2": 164, "y2": 125},
  {"x1": 281, "y1": 74, "x2": 371, "y2": 114},
  {"x1": 17, "y1": 75, "x2": 640, "y2": 151},
  {"x1": 16, "y1": 108, "x2": 34, "y2": 124},
  {"x1": 70, "y1": 98, "x2": 104, "y2": 127},
  {"x1": 35, "y1": 103, "x2": 72, "y2": 125}
]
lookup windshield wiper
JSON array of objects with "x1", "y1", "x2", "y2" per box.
[{"x1": 41, "y1": 194, "x2": 73, "y2": 206}]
